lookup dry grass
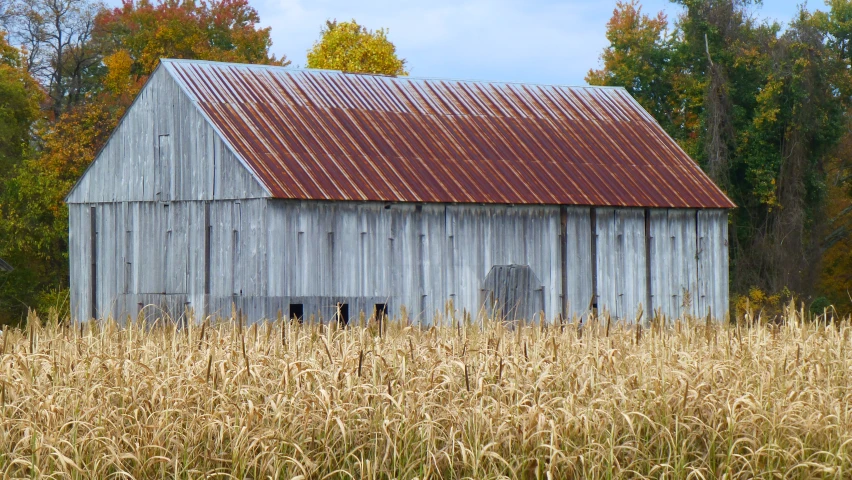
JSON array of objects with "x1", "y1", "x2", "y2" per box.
[{"x1": 1, "y1": 309, "x2": 852, "y2": 479}]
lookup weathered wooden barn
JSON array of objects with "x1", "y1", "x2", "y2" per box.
[{"x1": 66, "y1": 59, "x2": 735, "y2": 324}]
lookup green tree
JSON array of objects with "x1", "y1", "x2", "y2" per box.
[
  {"x1": 0, "y1": 0, "x2": 286, "y2": 323},
  {"x1": 306, "y1": 20, "x2": 406, "y2": 75},
  {"x1": 587, "y1": 1, "x2": 676, "y2": 131},
  {"x1": 0, "y1": 33, "x2": 43, "y2": 323},
  {"x1": 0, "y1": 103, "x2": 114, "y2": 324},
  {"x1": 0, "y1": 32, "x2": 41, "y2": 181}
]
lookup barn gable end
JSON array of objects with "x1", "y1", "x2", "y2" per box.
[{"x1": 66, "y1": 64, "x2": 269, "y2": 204}]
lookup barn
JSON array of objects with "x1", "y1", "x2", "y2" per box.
[{"x1": 66, "y1": 59, "x2": 735, "y2": 324}]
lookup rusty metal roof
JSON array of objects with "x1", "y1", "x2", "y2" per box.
[{"x1": 162, "y1": 59, "x2": 734, "y2": 208}]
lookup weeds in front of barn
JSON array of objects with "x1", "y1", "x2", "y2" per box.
[{"x1": 0, "y1": 306, "x2": 851, "y2": 479}]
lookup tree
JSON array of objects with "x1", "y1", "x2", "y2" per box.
[
  {"x1": 0, "y1": 0, "x2": 286, "y2": 323},
  {"x1": 0, "y1": 101, "x2": 114, "y2": 323},
  {"x1": 819, "y1": 133, "x2": 852, "y2": 311},
  {"x1": 94, "y1": 0, "x2": 288, "y2": 86},
  {"x1": 0, "y1": 32, "x2": 41, "y2": 179},
  {"x1": 587, "y1": 2, "x2": 674, "y2": 128},
  {"x1": 0, "y1": 34, "x2": 43, "y2": 323},
  {"x1": 5, "y1": 0, "x2": 103, "y2": 117},
  {"x1": 306, "y1": 20, "x2": 406, "y2": 75},
  {"x1": 811, "y1": 0, "x2": 852, "y2": 309}
]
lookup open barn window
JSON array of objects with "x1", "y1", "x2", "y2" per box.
[
  {"x1": 334, "y1": 302, "x2": 349, "y2": 326},
  {"x1": 374, "y1": 303, "x2": 388, "y2": 320},
  {"x1": 289, "y1": 303, "x2": 303, "y2": 323}
]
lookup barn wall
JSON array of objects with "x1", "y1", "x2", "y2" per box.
[
  {"x1": 69, "y1": 198, "x2": 729, "y2": 324},
  {"x1": 68, "y1": 205, "x2": 89, "y2": 322},
  {"x1": 697, "y1": 210, "x2": 729, "y2": 321},
  {"x1": 69, "y1": 201, "x2": 209, "y2": 322},
  {"x1": 65, "y1": 66, "x2": 267, "y2": 204},
  {"x1": 648, "y1": 209, "x2": 729, "y2": 321},
  {"x1": 563, "y1": 207, "x2": 593, "y2": 319},
  {"x1": 595, "y1": 208, "x2": 648, "y2": 321},
  {"x1": 264, "y1": 202, "x2": 567, "y2": 324},
  {"x1": 70, "y1": 200, "x2": 569, "y2": 323}
]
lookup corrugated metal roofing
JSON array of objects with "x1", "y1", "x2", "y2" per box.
[{"x1": 162, "y1": 59, "x2": 735, "y2": 208}]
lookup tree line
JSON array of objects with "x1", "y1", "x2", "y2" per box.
[
  {"x1": 0, "y1": 0, "x2": 403, "y2": 324},
  {"x1": 2, "y1": 0, "x2": 850, "y2": 324}
]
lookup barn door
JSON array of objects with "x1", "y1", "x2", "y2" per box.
[{"x1": 482, "y1": 264, "x2": 543, "y2": 323}]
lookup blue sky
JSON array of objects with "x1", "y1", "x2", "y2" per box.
[{"x1": 245, "y1": 0, "x2": 809, "y2": 85}]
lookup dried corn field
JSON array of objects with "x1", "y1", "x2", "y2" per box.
[{"x1": 1, "y1": 311, "x2": 852, "y2": 479}]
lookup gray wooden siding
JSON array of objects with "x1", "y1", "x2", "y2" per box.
[
  {"x1": 595, "y1": 208, "x2": 648, "y2": 321},
  {"x1": 69, "y1": 201, "x2": 206, "y2": 322},
  {"x1": 68, "y1": 205, "x2": 89, "y2": 321},
  {"x1": 563, "y1": 207, "x2": 593, "y2": 319},
  {"x1": 69, "y1": 198, "x2": 728, "y2": 324},
  {"x1": 649, "y1": 210, "x2": 694, "y2": 320},
  {"x1": 65, "y1": 66, "x2": 267, "y2": 204},
  {"x1": 697, "y1": 210, "x2": 729, "y2": 321},
  {"x1": 265, "y1": 202, "x2": 564, "y2": 323}
]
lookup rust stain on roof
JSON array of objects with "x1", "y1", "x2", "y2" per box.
[{"x1": 163, "y1": 59, "x2": 735, "y2": 209}]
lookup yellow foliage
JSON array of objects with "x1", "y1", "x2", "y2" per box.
[
  {"x1": 749, "y1": 286, "x2": 766, "y2": 304},
  {"x1": 733, "y1": 286, "x2": 794, "y2": 320},
  {"x1": 307, "y1": 20, "x2": 407, "y2": 76},
  {"x1": 104, "y1": 50, "x2": 134, "y2": 94}
]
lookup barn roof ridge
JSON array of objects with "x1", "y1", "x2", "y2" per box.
[{"x1": 158, "y1": 58, "x2": 630, "y2": 91}]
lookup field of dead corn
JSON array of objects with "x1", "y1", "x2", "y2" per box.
[{"x1": 1, "y1": 309, "x2": 851, "y2": 479}]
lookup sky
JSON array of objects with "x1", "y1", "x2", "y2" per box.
[{"x1": 236, "y1": 0, "x2": 809, "y2": 86}]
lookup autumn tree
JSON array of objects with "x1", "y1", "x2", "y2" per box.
[
  {"x1": 819, "y1": 134, "x2": 852, "y2": 311},
  {"x1": 307, "y1": 20, "x2": 406, "y2": 75},
  {"x1": 812, "y1": 0, "x2": 852, "y2": 309},
  {"x1": 94, "y1": 0, "x2": 288, "y2": 92},
  {"x1": 0, "y1": 0, "x2": 285, "y2": 323},
  {"x1": 587, "y1": 2, "x2": 676, "y2": 131}
]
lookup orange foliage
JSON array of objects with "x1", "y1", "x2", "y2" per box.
[
  {"x1": 586, "y1": 0, "x2": 668, "y2": 89},
  {"x1": 95, "y1": 0, "x2": 288, "y2": 81}
]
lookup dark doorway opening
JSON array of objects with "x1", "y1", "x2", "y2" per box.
[
  {"x1": 374, "y1": 303, "x2": 388, "y2": 320},
  {"x1": 289, "y1": 303, "x2": 303, "y2": 323},
  {"x1": 335, "y1": 302, "x2": 349, "y2": 326}
]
